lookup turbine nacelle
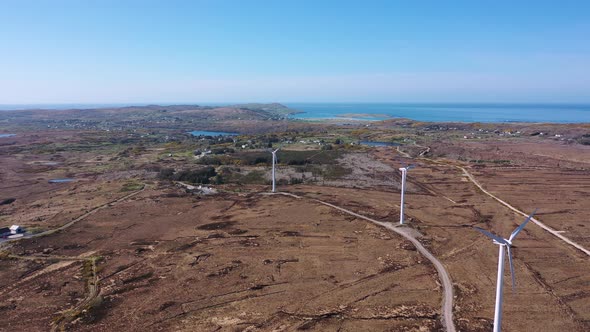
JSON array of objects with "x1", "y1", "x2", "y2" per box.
[
  {"x1": 492, "y1": 239, "x2": 511, "y2": 246},
  {"x1": 399, "y1": 164, "x2": 415, "y2": 172},
  {"x1": 474, "y1": 209, "x2": 537, "y2": 292}
]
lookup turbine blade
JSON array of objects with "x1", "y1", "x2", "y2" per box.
[
  {"x1": 509, "y1": 209, "x2": 537, "y2": 241},
  {"x1": 474, "y1": 227, "x2": 509, "y2": 245},
  {"x1": 406, "y1": 164, "x2": 415, "y2": 170},
  {"x1": 507, "y1": 246, "x2": 516, "y2": 292}
]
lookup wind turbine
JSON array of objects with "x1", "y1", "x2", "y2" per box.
[
  {"x1": 398, "y1": 165, "x2": 414, "y2": 224},
  {"x1": 474, "y1": 209, "x2": 537, "y2": 332},
  {"x1": 270, "y1": 148, "x2": 280, "y2": 192}
]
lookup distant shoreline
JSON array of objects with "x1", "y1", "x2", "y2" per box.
[
  {"x1": 286, "y1": 102, "x2": 590, "y2": 124},
  {"x1": 1, "y1": 102, "x2": 590, "y2": 124}
]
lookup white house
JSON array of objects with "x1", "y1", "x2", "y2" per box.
[{"x1": 9, "y1": 225, "x2": 22, "y2": 234}]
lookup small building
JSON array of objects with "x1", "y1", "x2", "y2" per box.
[{"x1": 9, "y1": 225, "x2": 22, "y2": 235}]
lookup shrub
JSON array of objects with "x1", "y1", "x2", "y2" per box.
[
  {"x1": 158, "y1": 168, "x2": 175, "y2": 180},
  {"x1": 158, "y1": 167, "x2": 218, "y2": 184},
  {"x1": 173, "y1": 167, "x2": 217, "y2": 184}
]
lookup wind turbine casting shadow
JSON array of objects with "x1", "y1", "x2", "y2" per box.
[
  {"x1": 270, "y1": 148, "x2": 280, "y2": 193},
  {"x1": 474, "y1": 209, "x2": 537, "y2": 332},
  {"x1": 398, "y1": 165, "x2": 414, "y2": 224}
]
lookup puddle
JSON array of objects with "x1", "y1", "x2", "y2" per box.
[{"x1": 48, "y1": 178, "x2": 75, "y2": 183}]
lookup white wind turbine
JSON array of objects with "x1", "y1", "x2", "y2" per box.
[
  {"x1": 270, "y1": 148, "x2": 280, "y2": 192},
  {"x1": 474, "y1": 209, "x2": 537, "y2": 332},
  {"x1": 398, "y1": 165, "x2": 414, "y2": 224}
]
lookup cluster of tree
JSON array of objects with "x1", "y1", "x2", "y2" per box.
[
  {"x1": 579, "y1": 133, "x2": 590, "y2": 145},
  {"x1": 195, "y1": 150, "x2": 345, "y2": 167},
  {"x1": 196, "y1": 155, "x2": 229, "y2": 165},
  {"x1": 211, "y1": 147, "x2": 235, "y2": 154},
  {"x1": 195, "y1": 136, "x2": 235, "y2": 143},
  {"x1": 233, "y1": 153, "x2": 272, "y2": 165},
  {"x1": 0, "y1": 198, "x2": 16, "y2": 206},
  {"x1": 158, "y1": 166, "x2": 217, "y2": 184}
]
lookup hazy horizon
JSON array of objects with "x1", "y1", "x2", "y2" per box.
[
  {"x1": 2, "y1": 1, "x2": 590, "y2": 104},
  {"x1": 3, "y1": 101, "x2": 590, "y2": 110}
]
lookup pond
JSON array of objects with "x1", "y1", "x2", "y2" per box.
[
  {"x1": 189, "y1": 130, "x2": 238, "y2": 137},
  {"x1": 360, "y1": 141, "x2": 401, "y2": 147},
  {"x1": 48, "y1": 178, "x2": 75, "y2": 183},
  {"x1": 0, "y1": 134, "x2": 16, "y2": 138}
]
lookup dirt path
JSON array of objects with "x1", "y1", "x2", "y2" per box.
[
  {"x1": 275, "y1": 192, "x2": 457, "y2": 332},
  {"x1": 0, "y1": 187, "x2": 145, "y2": 247},
  {"x1": 50, "y1": 256, "x2": 100, "y2": 332},
  {"x1": 396, "y1": 146, "x2": 411, "y2": 158},
  {"x1": 42, "y1": 187, "x2": 145, "y2": 236},
  {"x1": 457, "y1": 165, "x2": 590, "y2": 256},
  {"x1": 415, "y1": 152, "x2": 590, "y2": 257},
  {"x1": 0, "y1": 188, "x2": 144, "y2": 328},
  {"x1": 0, "y1": 252, "x2": 101, "y2": 331}
]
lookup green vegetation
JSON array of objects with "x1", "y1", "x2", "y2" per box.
[
  {"x1": 158, "y1": 166, "x2": 217, "y2": 184},
  {"x1": 81, "y1": 260, "x2": 95, "y2": 281},
  {"x1": 232, "y1": 170, "x2": 266, "y2": 184},
  {"x1": 578, "y1": 133, "x2": 590, "y2": 145},
  {"x1": 197, "y1": 149, "x2": 347, "y2": 167},
  {"x1": 79, "y1": 295, "x2": 106, "y2": 324},
  {"x1": 120, "y1": 180, "x2": 145, "y2": 192},
  {"x1": 323, "y1": 164, "x2": 352, "y2": 179}
]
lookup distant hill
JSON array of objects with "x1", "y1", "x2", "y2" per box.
[
  {"x1": 0, "y1": 102, "x2": 306, "y2": 133},
  {"x1": 229, "y1": 103, "x2": 302, "y2": 117},
  {"x1": 0, "y1": 103, "x2": 301, "y2": 118}
]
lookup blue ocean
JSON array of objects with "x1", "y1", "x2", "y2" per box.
[
  {"x1": 2, "y1": 103, "x2": 590, "y2": 123},
  {"x1": 285, "y1": 103, "x2": 590, "y2": 123}
]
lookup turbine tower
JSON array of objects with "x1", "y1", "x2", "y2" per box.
[
  {"x1": 398, "y1": 165, "x2": 414, "y2": 224},
  {"x1": 474, "y1": 209, "x2": 537, "y2": 332},
  {"x1": 271, "y1": 148, "x2": 280, "y2": 192}
]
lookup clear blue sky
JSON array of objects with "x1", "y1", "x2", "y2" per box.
[{"x1": 1, "y1": 0, "x2": 589, "y2": 103}]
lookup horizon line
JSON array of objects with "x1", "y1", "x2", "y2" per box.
[{"x1": 2, "y1": 101, "x2": 590, "y2": 107}]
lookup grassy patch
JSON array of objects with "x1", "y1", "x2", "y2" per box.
[
  {"x1": 197, "y1": 149, "x2": 348, "y2": 167},
  {"x1": 228, "y1": 170, "x2": 266, "y2": 185},
  {"x1": 323, "y1": 165, "x2": 352, "y2": 180},
  {"x1": 120, "y1": 180, "x2": 144, "y2": 192}
]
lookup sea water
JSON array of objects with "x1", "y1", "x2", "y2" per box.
[{"x1": 286, "y1": 103, "x2": 590, "y2": 123}]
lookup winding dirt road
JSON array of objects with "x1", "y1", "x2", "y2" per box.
[
  {"x1": 275, "y1": 192, "x2": 457, "y2": 332},
  {"x1": 0, "y1": 187, "x2": 144, "y2": 329},
  {"x1": 0, "y1": 187, "x2": 145, "y2": 247}
]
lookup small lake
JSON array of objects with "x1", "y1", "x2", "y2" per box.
[
  {"x1": 0, "y1": 134, "x2": 15, "y2": 138},
  {"x1": 189, "y1": 130, "x2": 238, "y2": 136},
  {"x1": 360, "y1": 141, "x2": 401, "y2": 147},
  {"x1": 49, "y1": 178, "x2": 75, "y2": 183}
]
